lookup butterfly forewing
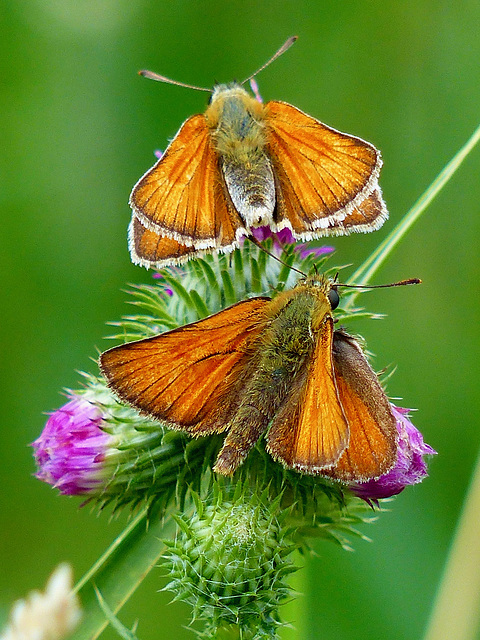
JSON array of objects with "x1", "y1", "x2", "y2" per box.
[
  {"x1": 130, "y1": 114, "x2": 244, "y2": 247},
  {"x1": 100, "y1": 298, "x2": 270, "y2": 435},
  {"x1": 326, "y1": 331, "x2": 398, "y2": 481},
  {"x1": 265, "y1": 101, "x2": 385, "y2": 235},
  {"x1": 266, "y1": 316, "x2": 350, "y2": 472}
]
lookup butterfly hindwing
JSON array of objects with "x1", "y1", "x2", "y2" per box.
[
  {"x1": 327, "y1": 331, "x2": 398, "y2": 482},
  {"x1": 129, "y1": 215, "x2": 200, "y2": 268},
  {"x1": 339, "y1": 187, "x2": 388, "y2": 234},
  {"x1": 100, "y1": 298, "x2": 270, "y2": 435}
]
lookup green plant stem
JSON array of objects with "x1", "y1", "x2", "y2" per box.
[
  {"x1": 423, "y1": 448, "x2": 480, "y2": 640},
  {"x1": 71, "y1": 506, "x2": 176, "y2": 640},
  {"x1": 344, "y1": 121, "x2": 480, "y2": 310}
]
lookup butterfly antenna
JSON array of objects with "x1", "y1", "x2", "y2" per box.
[
  {"x1": 336, "y1": 278, "x2": 421, "y2": 289},
  {"x1": 247, "y1": 236, "x2": 306, "y2": 276},
  {"x1": 242, "y1": 36, "x2": 298, "y2": 85},
  {"x1": 138, "y1": 70, "x2": 212, "y2": 93}
]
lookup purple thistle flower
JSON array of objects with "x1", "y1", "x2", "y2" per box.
[
  {"x1": 295, "y1": 242, "x2": 335, "y2": 260},
  {"x1": 249, "y1": 225, "x2": 286, "y2": 244},
  {"x1": 352, "y1": 406, "x2": 436, "y2": 501},
  {"x1": 32, "y1": 397, "x2": 115, "y2": 496},
  {"x1": 250, "y1": 225, "x2": 335, "y2": 259}
]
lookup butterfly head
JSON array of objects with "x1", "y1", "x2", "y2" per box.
[
  {"x1": 205, "y1": 83, "x2": 265, "y2": 130},
  {"x1": 295, "y1": 274, "x2": 340, "y2": 311},
  {"x1": 209, "y1": 82, "x2": 246, "y2": 101}
]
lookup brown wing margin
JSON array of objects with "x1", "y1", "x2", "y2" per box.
[
  {"x1": 264, "y1": 101, "x2": 385, "y2": 236},
  {"x1": 99, "y1": 298, "x2": 270, "y2": 435},
  {"x1": 326, "y1": 331, "x2": 398, "y2": 482},
  {"x1": 129, "y1": 114, "x2": 244, "y2": 247},
  {"x1": 266, "y1": 317, "x2": 350, "y2": 473}
]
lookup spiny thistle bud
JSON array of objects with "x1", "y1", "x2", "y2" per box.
[{"x1": 162, "y1": 482, "x2": 297, "y2": 638}]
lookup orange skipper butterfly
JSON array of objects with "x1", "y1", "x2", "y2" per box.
[
  {"x1": 100, "y1": 275, "x2": 405, "y2": 480},
  {"x1": 129, "y1": 37, "x2": 388, "y2": 269}
]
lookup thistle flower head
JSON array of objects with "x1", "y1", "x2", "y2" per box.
[
  {"x1": 32, "y1": 375, "x2": 212, "y2": 510},
  {"x1": 32, "y1": 396, "x2": 116, "y2": 496},
  {"x1": 34, "y1": 243, "x2": 435, "y2": 515}
]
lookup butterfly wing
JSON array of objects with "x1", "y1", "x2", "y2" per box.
[
  {"x1": 130, "y1": 114, "x2": 245, "y2": 249},
  {"x1": 100, "y1": 298, "x2": 270, "y2": 435},
  {"x1": 128, "y1": 190, "x2": 385, "y2": 269},
  {"x1": 326, "y1": 331, "x2": 398, "y2": 482},
  {"x1": 339, "y1": 187, "x2": 387, "y2": 233},
  {"x1": 266, "y1": 316, "x2": 350, "y2": 472},
  {"x1": 129, "y1": 215, "x2": 200, "y2": 268},
  {"x1": 265, "y1": 101, "x2": 387, "y2": 237}
]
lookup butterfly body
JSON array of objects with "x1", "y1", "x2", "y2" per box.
[
  {"x1": 205, "y1": 83, "x2": 275, "y2": 228},
  {"x1": 100, "y1": 275, "x2": 398, "y2": 480},
  {"x1": 205, "y1": 84, "x2": 267, "y2": 159}
]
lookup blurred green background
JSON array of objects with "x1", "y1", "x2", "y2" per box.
[{"x1": 1, "y1": 1, "x2": 480, "y2": 638}]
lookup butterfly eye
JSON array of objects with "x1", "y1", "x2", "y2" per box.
[{"x1": 328, "y1": 288, "x2": 340, "y2": 310}]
